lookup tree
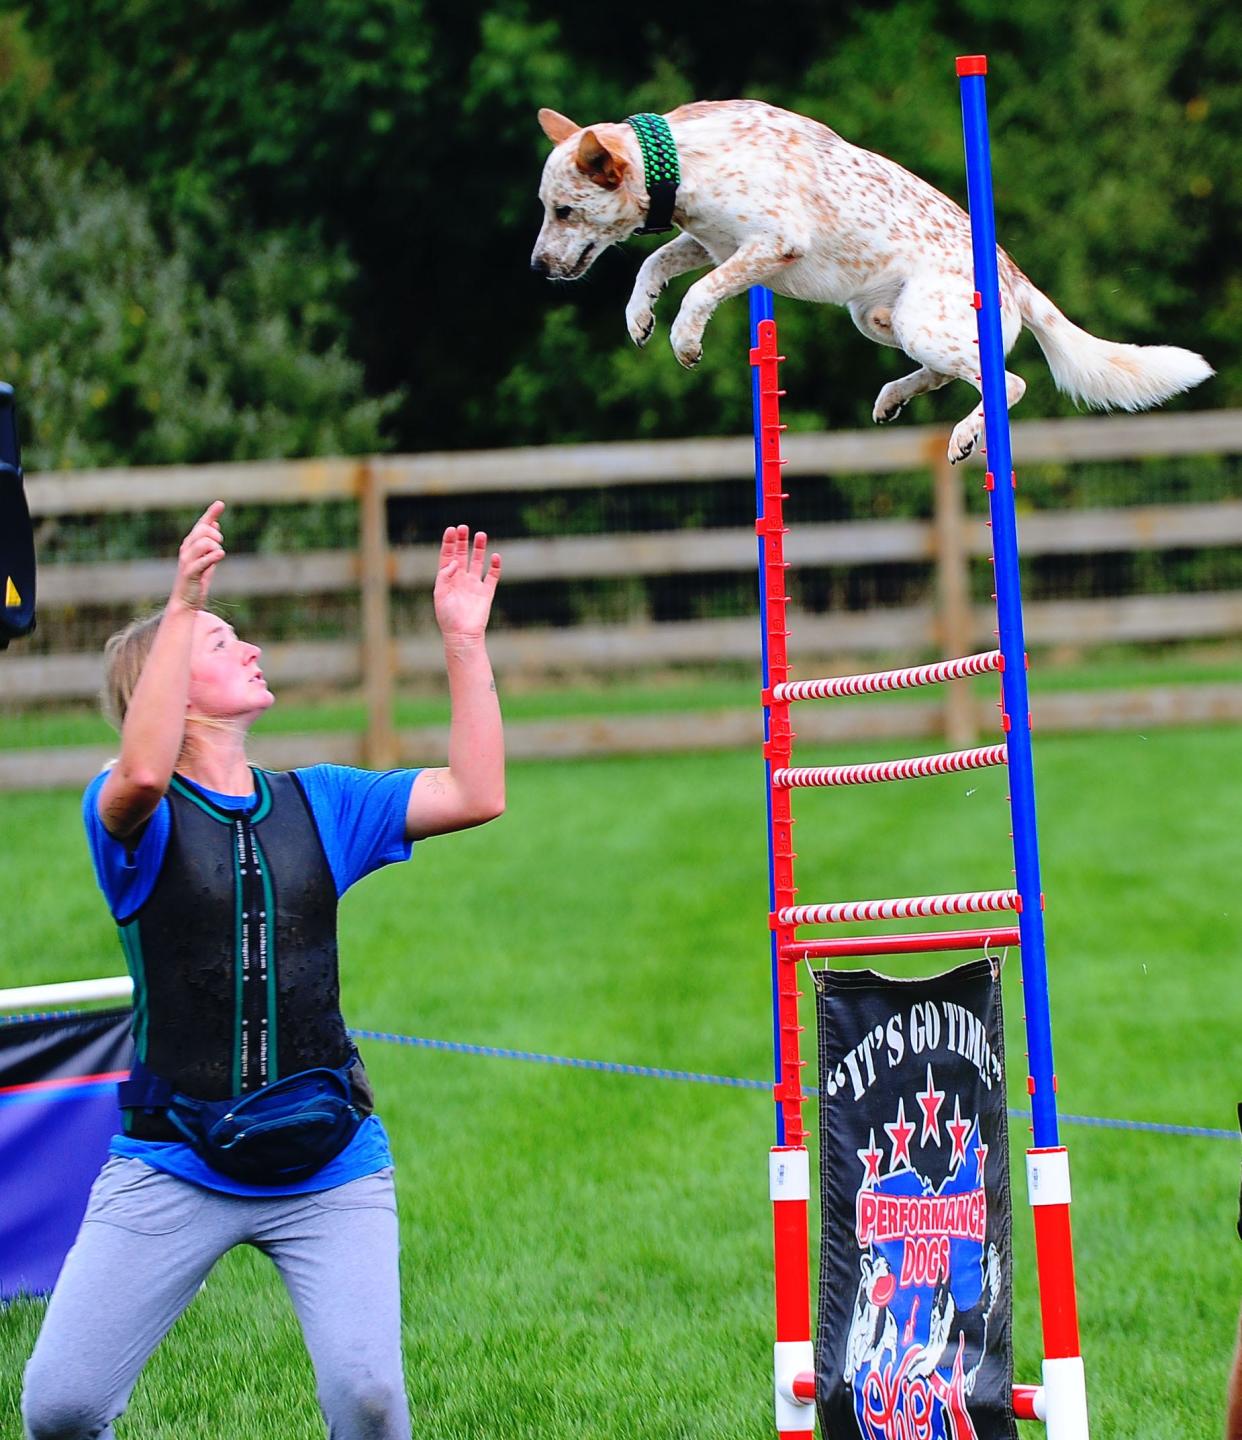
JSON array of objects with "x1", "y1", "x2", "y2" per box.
[
  {"x1": 3, "y1": 0, "x2": 1237, "y2": 456},
  {"x1": 0, "y1": 150, "x2": 399, "y2": 469}
]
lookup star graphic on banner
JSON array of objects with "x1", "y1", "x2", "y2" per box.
[
  {"x1": 884, "y1": 1097, "x2": 916, "y2": 1171},
  {"x1": 946, "y1": 1096, "x2": 973, "y2": 1169},
  {"x1": 916, "y1": 1064, "x2": 946, "y2": 1146},
  {"x1": 856, "y1": 1128, "x2": 884, "y2": 1186},
  {"x1": 974, "y1": 1138, "x2": 990, "y2": 1184}
]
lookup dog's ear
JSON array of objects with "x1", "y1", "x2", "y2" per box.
[
  {"x1": 538, "y1": 108, "x2": 580, "y2": 144},
  {"x1": 575, "y1": 129, "x2": 627, "y2": 190}
]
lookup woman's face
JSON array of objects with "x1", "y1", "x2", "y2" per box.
[{"x1": 186, "y1": 613, "x2": 274, "y2": 721}]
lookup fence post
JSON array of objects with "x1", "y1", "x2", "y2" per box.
[
  {"x1": 359, "y1": 459, "x2": 397, "y2": 770},
  {"x1": 931, "y1": 436, "x2": 976, "y2": 747}
]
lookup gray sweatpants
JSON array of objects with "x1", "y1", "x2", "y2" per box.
[{"x1": 21, "y1": 1157, "x2": 411, "y2": 1440}]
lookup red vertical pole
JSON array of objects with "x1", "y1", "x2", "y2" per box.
[
  {"x1": 752, "y1": 314, "x2": 815, "y2": 1436},
  {"x1": 753, "y1": 317, "x2": 805, "y2": 1152}
]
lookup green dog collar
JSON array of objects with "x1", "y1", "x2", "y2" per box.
[{"x1": 625, "y1": 112, "x2": 680, "y2": 235}]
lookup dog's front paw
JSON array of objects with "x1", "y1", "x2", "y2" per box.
[
  {"x1": 669, "y1": 317, "x2": 704, "y2": 369},
  {"x1": 668, "y1": 310, "x2": 706, "y2": 369},
  {"x1": 626, "y1": 298, "x2": 656, "y2": 349}
]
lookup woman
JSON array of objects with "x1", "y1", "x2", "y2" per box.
[{"x1": 22, "y1": 501, "x2": 504, "y2": 1440}]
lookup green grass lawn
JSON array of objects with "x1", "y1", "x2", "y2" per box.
[{"x1": 1, "y1": 728, "x2": 1239, "y2": 1437}]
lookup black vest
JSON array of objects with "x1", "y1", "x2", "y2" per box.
[{"x1": 117, "y1": 769, "x2": 350, "y2": 1101}]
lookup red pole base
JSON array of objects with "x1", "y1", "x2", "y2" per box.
[{"x1": 1026, "y1": 1148, "x2": 1082, "y2": 1358}]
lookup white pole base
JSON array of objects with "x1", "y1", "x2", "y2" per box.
[
  {"x1": 1043, "y1": 1355, "x2": 1089, "y2": 1439},
  {"x1": 774, "y1": 1340, "x2": 815, "y2": 1431}
]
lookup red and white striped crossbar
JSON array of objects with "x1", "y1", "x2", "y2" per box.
[
  {"x1": 773, "y1": 745, "x2": 1006, "y2": 789},
  {"x1": 778, "y1": 890, "x2": 1021, "y2": 927},
  {"x1": 769, "y1": 649, "x2": 1002, "y2": 703},
  {"x1": 782, "y1": 926, "x2": 1021, "y2": 961}
]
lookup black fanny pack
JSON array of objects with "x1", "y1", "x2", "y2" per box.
[{"x1": 120, "y1": 1055, "x2": 365, "y2": 1186}]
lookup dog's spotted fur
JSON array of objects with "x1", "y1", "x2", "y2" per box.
[{"x1": 531, "y1": 101, "x2": 1212, "y2": 462}]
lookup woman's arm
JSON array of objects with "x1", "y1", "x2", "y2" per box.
[
  {"x1": 405, "y1": 526, "x2": 505, "y2": 840},
  {"x1": 97, "y1": 501, "x2": 226, "y2": 839}
]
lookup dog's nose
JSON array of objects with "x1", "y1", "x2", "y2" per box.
[{"x1": 530, "y1": 255, "x2": 549, "y2": 278}]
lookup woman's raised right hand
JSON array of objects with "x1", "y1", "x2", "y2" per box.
[{"x1": 173, "y1": 500, "x2": 226, "y2": 611}]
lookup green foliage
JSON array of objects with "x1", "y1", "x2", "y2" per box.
[
  {"x1": 0, "y1": 1, "x2": 1236, "y2": 457},
  {"x1": 0, "y1": 150, "x2": 400, "y2": 469},
  {"x1": 6, "y1": 0, "x2": 437, "y2": 221},
  {"x1": 486, "y1": 0, "x2": 1238, "y2": 446},
  {"x1": 475, "y1": 0, "x2": 1239, "y2": 446}
]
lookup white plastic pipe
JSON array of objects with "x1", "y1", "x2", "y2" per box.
[{"x1": 0, "y1": 976, "x2": 133, "y2": 1011}]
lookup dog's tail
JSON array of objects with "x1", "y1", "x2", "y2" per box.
[{"x1": 1016, "y1": 276, "x2": 1212, "y2": 411}]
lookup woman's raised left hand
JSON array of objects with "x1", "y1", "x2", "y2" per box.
[{"x1": 433, "y1": 526, "x2": 501, "y2": 644}]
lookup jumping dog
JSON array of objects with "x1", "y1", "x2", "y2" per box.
[{"x1": 531, "y1": 101, "x2": 1212, "y2": 462}]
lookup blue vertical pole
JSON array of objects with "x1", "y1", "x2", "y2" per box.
[
  {"x1": 750, "y1": 284, "x2": 785, "y2": 1146},
  {"x1": 957, "y1": 57, "x2": 1060, "y2": 1148}
]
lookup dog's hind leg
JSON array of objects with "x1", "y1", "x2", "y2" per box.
[
  {"x1": 872, "y1": 367, "x2": 953, "y2": 424},
  {"x1": 626, "y1": 235, "x2": 713, "y2": 349},
  {"x1": 668, "y1": 237, "x2": 805, "y2": 368},
  {"x1": 850, "y1": 301, "x2": 953, "y2": 423},
  {"x1": 945, "y1": 371, "x2": 1026, "y2": 465},
  {"x1": 891, "y1": 276, "x2": 1025, "y2": 463}
]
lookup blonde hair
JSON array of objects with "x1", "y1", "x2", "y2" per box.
[
  {"x1": 101, "y1": 606, "x2": 238, "y2": 749},
  {"x1": 101, "y1": 612, "x2": 164, "y2": 733}
]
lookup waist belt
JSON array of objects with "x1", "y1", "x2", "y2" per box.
[
  {"x1": 126, "y1": 1110, "x2": 183, "y2": 1142},
  {"x1": 119, "y1": 1052, "x2": 371, "y2": 1184}
]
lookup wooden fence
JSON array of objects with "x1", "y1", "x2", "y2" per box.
[{"x1": 2, "y1": 409, "x2": 1241, "y2": 790}]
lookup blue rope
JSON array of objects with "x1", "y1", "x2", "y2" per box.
[
  {"x1": 348, "y1": 1029, "x2": 1238, "y2": 1141},
  {"x1": 1004, "y1": 1108, "x2": 1237, "y2": 1141},
  {"x1": 2, "y1": 1012, "x2": 1235, "y2": 1141},
  {"x1": 1, "y1": 1008, "x2": 129, "y2": 1025},
  {"x1": 349, "y1": 1029, "x2": 769, "y2": 1091}
]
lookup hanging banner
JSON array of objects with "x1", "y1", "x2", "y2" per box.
[
  {"x1": 0, "y1": 383, "x2": 36, "y2": 648},
  {"x1": 814, "y1": 959, "x2": 1016, "y2": 1440},
  {"x1": 0, "y1": 1009, "x2": 132, "y2": 1300}
]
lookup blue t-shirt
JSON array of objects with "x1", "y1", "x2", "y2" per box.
[{"x1": 83, "y1": 764, "x2": 421, "y2": 1196}]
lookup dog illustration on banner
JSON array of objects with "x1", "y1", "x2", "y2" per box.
[
  {"x1": 844, "y1": 1254, "x2": 900, "y2": 1382},
  {"x1": 844, "y1": 1076, "x2": 1001, "y2": 1440},
  {"x1": 906, "y1": 1243, "x2": 1001, "y2": 1396},
  {"x1": 846, "y1": 1249, "x2": 1002, "y2": 1393}
]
